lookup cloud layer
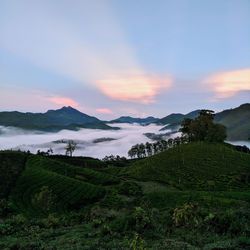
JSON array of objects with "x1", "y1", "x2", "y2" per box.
[
  {"x1": 97, "y1": 74, "x2": 172, "y2": 103},
  {"x1": 205, "y1": 68, "x2": 250, "y2": 99},
  {"x1": 0, "y1": 123, "x2": 165, "y2": 158},
  {"x1": 0, "y1": 0, "x2": 172, "y2": 104}
]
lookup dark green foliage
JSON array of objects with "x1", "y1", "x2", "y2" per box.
[
  {"x1": 117, "y1": 181, "x2": 142, "y2": 196},
  {"x1": 29, "y1": 156, "x2": 119, "y2": 185},
  {"x1": 180, "y1": 109, "x2": 227, "y2": 142},
  {"x1": 172, "y1": 202, "x2": 201, "y2": 227},
  {"x1": 32, "y1": 186, "x2": 57, "y2": 213},
  {"x1": 10, "y1": 157, "x2": 105, "y2": 216},
  {"x1": 0, "y1": 151, "x2": 27, "y2": 198},
  {"x1": 49, "y1": 154, "x2": 107, "y2": 168},
  {"x1": 0, "y1": 141, "x2": 250, "y2": 249}
]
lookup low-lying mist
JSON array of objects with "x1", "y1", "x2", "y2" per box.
[{"x1": 0, "y1": 123, "x2": 168, "y2": 159}]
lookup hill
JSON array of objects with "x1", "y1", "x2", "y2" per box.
[
  {"x1": 158, "y1": 110, "x2": 201, "y2": 131},
  {"x1": 10, "y1": 156, "x2": 108, "y2": 216},
  {"x1": 0, "y1": 143, "x2": 250, "y2": 249},
  {"x1": 126, "y1": 142, "x2": 250, "y2": 190},
  {"x1": 215, "y1": 103, "x2": 250, "y2": 141},
  {"x1": 158, "y1": 110, "x2": 201, "y2": 125},
  {"x1": 109, "y1": 116, "x2": 159, "y2": 124},
  {"x1": 159, "y1": 104, "x2": 250, "y2": 141},
  {"x1": 0, "y1": 106, "x2": 117, "y2": 131}
]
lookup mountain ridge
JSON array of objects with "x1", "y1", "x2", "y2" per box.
[{"x1": 0, "y1": 106, "x2": 117, "y2": 131}]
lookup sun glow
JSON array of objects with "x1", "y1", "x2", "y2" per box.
[
  {"x1": 0, "y1": 1, "x2": 173, "y2": 104},
  {"x1": 97, "y1": 74, "x2": 172, "y2": 103},
  {"x1": 48, "y1": 96, "x2": 79, "y2": 108},
  {"x1": 205, "y1": 69, "x2": 250, "y2": 98}
]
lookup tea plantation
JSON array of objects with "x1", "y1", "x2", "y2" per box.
[{"x1": 0, "y1": 142, "x2": 250, "y2": 249}]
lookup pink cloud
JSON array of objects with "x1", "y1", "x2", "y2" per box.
[
  {"x1": 96, "y1": 74, "x2": 172, "y2": 103},
  {"x1": 96, "y1": 108, "x2": 113, "y2": 114},
  {"x1": 204, "y1": 68, "x2": 250, "y2": 99},
  {"x1": 48, "y1": 96, "x2": 79, "y2": 107}
]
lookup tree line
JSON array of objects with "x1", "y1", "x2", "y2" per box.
[
  {"x1": 128, "y1": 136, "x2": 187, "y2": 158},
  {"x1": 128, "y1": 109, "x2": 227, "y2": 159}
]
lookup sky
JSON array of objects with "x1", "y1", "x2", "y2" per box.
[{"x1": 0, "y1": 0, "x2": 250, "y2": 119}]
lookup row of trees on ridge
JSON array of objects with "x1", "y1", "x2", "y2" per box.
[{"x1": 128, "y1": 110, "x2": 227, "y2": 159}]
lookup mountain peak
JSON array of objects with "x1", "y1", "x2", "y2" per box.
[{"x1": 61, "y1": 106, "x2": 75, "y2": 110}]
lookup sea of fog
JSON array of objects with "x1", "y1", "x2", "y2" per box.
[
  {"x1": 0, "y1": 123, "x2": 171, "y2": 159},
  {"x1": 0, "y1": 123, "x2": 249, "y2": 159}
]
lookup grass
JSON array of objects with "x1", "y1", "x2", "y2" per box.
[
  {"x1": 10, "y1": 157, "x2": 106, "y2": 216},
  {"x1": 1, "y1": 142, "x2": 250, "y2": 249},
  {"x1": 126, "y1": 142, "x2": 250, "y2": 190},
  {"x1": 0, "y1": 151, "x2": 27, "y2": 198},
  {"x1": 29, "y1": 156, "x2": 120, "y2": 185}
]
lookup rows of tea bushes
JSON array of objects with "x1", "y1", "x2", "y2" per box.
[
  {"x1": 28, "y1": 156, "x2": 120, "y2": 185},
  {"x1": 127, "y1": 142, "x2": 250, "y2": 191},
  {"x1": 10, "y1": 157, "x2": 106, "y2": 216},
  {"x1": 0, "y1": 151, "x2": 27, "y2": 198}
]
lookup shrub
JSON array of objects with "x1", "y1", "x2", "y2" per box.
[
  {"x1": 42, "y1": 213, "x2": 60, "y2": 228},
  {"x1": 172, "y1": 202, "x2": 201, "y2": 227},
  {"x1": 32, "y1": 186, "x2": 57, "y2": 213},
  {"x1": 117, "y1": 181, "x2": 142, "y2": 196},
  {"x1": 0, "y1": 199, "x2": 13, "y2": 217},
  {"x1": 130, "y1": 233, "x2": 146, "y2": 250}
]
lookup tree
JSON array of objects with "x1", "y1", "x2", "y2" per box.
[
  {"x1": 138, "y1": 143, "x2": 146, "y2": 158},
  {"x1": 128, "y1": 145, "x2": 138, "y2": 158},
  {"x1": 65, "y1": 140, "x2": 77, "y2": 156},
  {"x1": 205, "y1": 123, "x2": 227, "y2": 142},
  {"x1": 145, "y1": 142, "x2": 153, "y2": 156},
  {"x1": 179, "y1": 110, "x2": 227, "y2": 143}
]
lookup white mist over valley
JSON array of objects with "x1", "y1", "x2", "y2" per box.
[
  {"x1": 0, "y1": 123, "x2": 249, "y2": 159},
  {"x1": 0, "y1": 123, "x2": 173, "y2": 158}
]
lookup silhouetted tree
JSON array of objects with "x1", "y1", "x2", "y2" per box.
[
  {"x1": 65, "y1": 140, "x2": 77, "y2": 157},
  {"x1": 180, "y1": 110, "x2": 226, "y2": 143}
]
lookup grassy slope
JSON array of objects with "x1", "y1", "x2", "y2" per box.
[
  {"x1": 1, "y1": 143, "x2": 250, "y2": 249},
  {"x1": 0, "y1": 151, "x2": 27, "y2": 198},
  {"x1": 10, "y1": 156, "x2": 107, "y2": 216},
  {"x1": 126, "y1": 142, "x2": 250, "y2": 190}
]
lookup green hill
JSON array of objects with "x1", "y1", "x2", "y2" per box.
[
  {"x1": 215, "y1": 103, "x2": 250, "y2": 140},
  {"x1": 159, "y1": 104, "x2": 250, "y2": 140},
  {"x1": 10, "y1": 156, "x2": 106, "y2": 216},
  {"x1": 1, "y1": 144, "x2": 250, "y2": 249},
  {"x1": 126, "y1": 142, "x2": 250, "y2": 190},
  {"x1": 0, "y1": 106, "x2": 116, "y2": 131}
]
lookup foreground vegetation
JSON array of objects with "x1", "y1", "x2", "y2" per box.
[{"x1": 0, "y1": 140, "x2": 250, "y2": 249}]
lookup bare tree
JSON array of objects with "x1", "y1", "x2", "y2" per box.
[{"x1": 65, "y1": 140, "x2": 77, "y2": 157}]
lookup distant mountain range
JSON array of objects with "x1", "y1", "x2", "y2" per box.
[
  {"x1": 109, "y1": 116, "x2": 159, "y2": 125},
  {"x1": 0, "y1": 106, "x2": 117, "y2": 131},
  {"x1": 157, "y1": 104, "x2": 250, "y2": 141},
  {"x1": 0, "y1": 104, "x2": 249, "y2": 140},
  {"x1": 214, "y1": 103, "x2": 250, "y2": 141}
]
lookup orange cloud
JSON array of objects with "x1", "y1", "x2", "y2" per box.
[
  {"x1": 96, "y1": 74, "x2": 172, "y2": 103},
  {"x1": 96, "y1": 108, "x2": 113, "y2": 114},
  {"x1": 48, "y1": 96, "x2": 79, "y2": 107},
  {"x1": 205, "y1": 68, "x2": 250, "y2": 99}
]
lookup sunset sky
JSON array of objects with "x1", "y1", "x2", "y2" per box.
[{"x1": 0, "y1": 0, "x2": 250, "y2": 119}]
